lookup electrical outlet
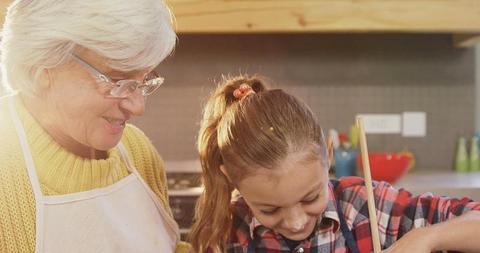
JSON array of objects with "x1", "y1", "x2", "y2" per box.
[
  {"x1": 356, "y1": 114, "x2": 402, "y2": 134},
  {"x1": 402, "y1": 112, "x2": 426, "y2": 137}
]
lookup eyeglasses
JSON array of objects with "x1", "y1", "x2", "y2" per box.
[{"x1": 71, "y1": 54, "x2": 164, "y2": 98}]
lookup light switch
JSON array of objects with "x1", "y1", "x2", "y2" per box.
[{"x1": 402, "y1": 112, "x2": 426, "y2": 137}]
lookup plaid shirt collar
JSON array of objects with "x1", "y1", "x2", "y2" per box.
[{"x1": 246, "y1": 181, "x2": 341, "y2": 240}]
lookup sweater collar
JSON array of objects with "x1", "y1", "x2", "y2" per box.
[{"x1": 14, "y1": 97, "x2": 128, "y2": 194}]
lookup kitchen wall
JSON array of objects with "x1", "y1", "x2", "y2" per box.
[{"x1": 132, "y1": 33, "x2": 475, "y2": 171}]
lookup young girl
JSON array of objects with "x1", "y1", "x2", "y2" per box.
[{"x1": 189, "y1": 75, "x2": 480, "y2": 253}]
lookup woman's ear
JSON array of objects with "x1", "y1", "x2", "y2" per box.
[
  {"x1": 327, "y1": 137, "x2": 334, "y2": 167},
  {"x1": 219, "y1": 165, "x2": 233, "y2": 184},
  {"x1": 38, "y1": 68, "x2": 54, "y2": 90}
]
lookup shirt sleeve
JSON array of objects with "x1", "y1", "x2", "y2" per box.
[
  {"x1": 372, "y1": 181, "x2": 480, "y2": 247},
  {"x1": 336, "y1": 177, "x2": 480, "y2": 250}
]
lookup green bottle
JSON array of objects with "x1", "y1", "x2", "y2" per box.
[
  {"x1": 455, "y1": 137, "x2": 469, "y2": 172},
  {"x1": 470, "y1": 137, "x2": 480, "y2": 171},
  {"x1": 349, "y1": 124, "x2": 359, "y2": 149}
]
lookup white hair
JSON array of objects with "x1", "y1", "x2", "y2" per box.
[{"x1": 0, "y1": 0, "x2": 177, "y2": 95}]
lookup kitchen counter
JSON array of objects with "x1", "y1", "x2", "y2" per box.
[
  {"x1": 394, "y1": 170, "x2": 480, "y2": 201},
  {"x1": 164, "y1": 160, "x2": 480, "y2": 201}
]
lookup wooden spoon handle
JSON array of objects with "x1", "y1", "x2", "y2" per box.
[{"x1": 357, "y1": 117, "x2": 382, "y2": 253}]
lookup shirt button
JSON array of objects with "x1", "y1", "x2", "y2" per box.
[{"x1": 296, "y1": 247, "x2": 304, "y2": 253}]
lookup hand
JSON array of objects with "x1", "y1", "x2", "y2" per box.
[{"x1": 381, "y1": 227, "x2": 435, "y2": 253}]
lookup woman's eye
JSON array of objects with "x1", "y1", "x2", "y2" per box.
[{"x1": 302, "y1": 194, "x2": 320, "y2": 204}]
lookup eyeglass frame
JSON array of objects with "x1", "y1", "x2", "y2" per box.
[{"x1": 71, "y1": 54, "x2": 164, "y2": 98}]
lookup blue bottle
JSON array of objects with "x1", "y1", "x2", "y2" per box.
[{"x1": 334, "y1": 142, "x2": 358, "y2": 178}]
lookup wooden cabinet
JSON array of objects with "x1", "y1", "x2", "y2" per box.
[
  {"x1": 167, "y1": 0, "x2": 480, "y2": 34},
  {"x1": 1, "y1": 0, "x2": 479, "y2": 46},
  {"x1": 167, "y1": 0, "x2": 480, "y2": 46}
]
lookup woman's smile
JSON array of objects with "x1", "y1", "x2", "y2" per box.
[{"x1": 103, "y1": 116, "x2": 127, "y2": 135}]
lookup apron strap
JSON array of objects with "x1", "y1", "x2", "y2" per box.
[
  {"x1": 247, "y1": 238, "x2": 255, "y2": 253},
  {"x1": 116, "y1": 142, "x2": 180, "y2": 242},
  {"x1": 7, "y1": 94, "x2": 45, "y2": 253},
  {"x1": 337, "y1": 200, "x2": 361, "y2": 253},
  {"x1": 116, "y1": 142, "x2": 136, "y2": 174}
]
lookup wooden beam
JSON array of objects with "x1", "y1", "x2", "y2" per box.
[
  {"x1": 0, "y1": 0, "x2": 479, "y2": 34},
  {"x1": 453, "y1": 34, "x2": 480, "y2": 48},
  {"x1": 167, "y1": 0, "x2": 480, "y2": 33}
]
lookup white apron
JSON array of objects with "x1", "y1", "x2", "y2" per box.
[{"x1": 8, "y1": 95, "x2": 179, "y2": 253}]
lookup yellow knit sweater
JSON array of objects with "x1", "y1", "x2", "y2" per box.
[{"x1": 0, "y1": 95, "x2": 190, "y2": 253}]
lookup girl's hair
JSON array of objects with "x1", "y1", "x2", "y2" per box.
[
  {"x1": 189, "y1": 74, "x2": 328, "y2": 253},
  {"x1": 1, "y1": 0, "x2": 176, "y2": 96}
]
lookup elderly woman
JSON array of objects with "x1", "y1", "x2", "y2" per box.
[{"x1": 0, "y1": 0, "x2": 189, "y2": 252}]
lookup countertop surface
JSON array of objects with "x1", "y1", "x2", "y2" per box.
[{"x1": 394, "y1": 170, "x2": 480, "y2": 201}]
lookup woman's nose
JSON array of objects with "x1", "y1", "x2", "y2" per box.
[{"x1": 119, "y1": 91, "x2": 145, "y2": 116}]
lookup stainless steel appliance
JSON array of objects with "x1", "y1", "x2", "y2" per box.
[{"x1": 165, "y1": 161, "x2": 202, "y2": 240}]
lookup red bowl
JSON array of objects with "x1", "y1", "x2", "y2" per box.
[{"x1": 356, "y1": 152, "x2": 411, "y2": 184}]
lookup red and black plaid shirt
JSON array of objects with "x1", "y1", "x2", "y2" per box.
[{"x1": 225, "y1": 176, "x2": 480, "y2": 253}]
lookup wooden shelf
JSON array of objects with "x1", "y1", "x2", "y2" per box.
[
  {"x1": 1, "y1": 0, "x2": 479, "y2": 46},
  {"x1": 167, "y1": 0, "x2": 480, "y2": 34}
]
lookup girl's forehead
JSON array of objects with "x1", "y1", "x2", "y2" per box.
[
  {"x1": 239, "y1": 149, "x2": 327, "y2": 181},
  {"x1": 237, "y1": 158, "x2": 328, "y2": 206}
]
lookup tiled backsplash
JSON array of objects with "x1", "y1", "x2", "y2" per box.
[{"x1": 132, "y1": 33, "x2": 475, "y2": 171}]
